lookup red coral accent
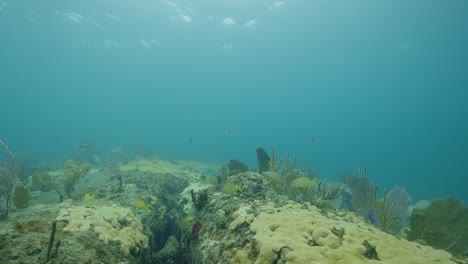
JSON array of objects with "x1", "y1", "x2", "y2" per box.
[{"x1": 191, "y1": 221, "x2": 202, "y2": 240}]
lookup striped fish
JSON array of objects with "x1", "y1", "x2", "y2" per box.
[{"x1": 352, "y1": 167, "x2": 368, "y2": 176}]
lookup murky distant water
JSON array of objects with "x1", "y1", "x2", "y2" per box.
[{"x1": 1, "y1": 0, "x2": 467, "y2": 202}]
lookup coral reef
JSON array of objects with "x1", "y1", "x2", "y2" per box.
[
  {"x1": 185, "y1": 172, "x2": 458, "y2": 264},
  {"x1": 152, "y1": 236, "x2": 182, "y2": 263},
  {"x1": 56, "y1": 203, "x2": 148, "y2": 256},
  {"x1": 223, "y1": 201, "x2": 454, "y2": 263},
  {"x1": 1, "y1": 155, "x2": 464, "y2": 264},
  {"x1": 344, "y1": 175, "x2": 411, "y2": 233}
]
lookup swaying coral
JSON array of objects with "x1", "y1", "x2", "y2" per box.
[
  {"x1": 0, "y1": 139, "x2": 20, "y2": 217},
  {"x1": 407, "y1": 197, "x2": 468, "y2": 256},
  {"x1": 63, "y1": 160, "x2": 92, "y2": 199},
  {"x1": 344, "y1": 175, "x2": 412, "y2": 233}
]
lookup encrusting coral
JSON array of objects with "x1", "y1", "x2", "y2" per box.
[
  {"x1": 229, "y1": 201, "x2": 455, "y2": 264},
  {"x1": 56, "y1": 203, "x2": 148, "y2": 256}
]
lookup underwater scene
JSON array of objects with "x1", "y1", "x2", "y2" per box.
[{"x1": 1, "y1": 0, "x2": 468, "y2": 263}]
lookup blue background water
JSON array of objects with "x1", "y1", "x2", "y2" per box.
[{"x1": 1, "y1": 0, "x2": 467, "y2": 202}]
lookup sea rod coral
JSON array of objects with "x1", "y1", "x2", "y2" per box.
[{"x1": 0, "y1": 139, "x2": 19, "y2": 217}]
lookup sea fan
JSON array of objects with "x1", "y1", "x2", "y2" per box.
[
  {"x1": 386, "y1": 186, "x2": 412, "y2": 228},
  {"x1": 366, "y1": 208, "x2": 381, "y2": 228}
]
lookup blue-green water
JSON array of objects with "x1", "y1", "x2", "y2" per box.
[{"x1": 1, "y1": 0, "x2": 467, "y2": 202}]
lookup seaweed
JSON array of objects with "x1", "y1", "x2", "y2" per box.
[
  {"x1": 256, "y1": 147, "x2": 270, "y2": 172},
  {"x1": 191, "y1": 189, "x2": 209, "y2": 211},
  {"x1": 62, "y1": 160, "x2": 92, "y2": 200},
  {"x1": 0, "y1": 139, "x2": 20, "y2": 217},
  {"x1": 407, "y1": 197, "x2": 468, "y2": 256},
  {"x1": 31, "y1": 172, "x2": 55, "y2": 192},
  {"x1": 12, "y1": 184, "x2": 30, "y2": 208},
  {"x1": 265, "y1": 149, "x2": 301, "y2": 195},
  {"x1": 227, "y1": 159, "x2": 248, "y2": 175}
]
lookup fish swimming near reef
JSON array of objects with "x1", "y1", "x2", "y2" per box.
[
  {"x1": 75, "y1": 142, "x2": 93, "y2": 150},
  {"x1": 75, "y1": 142, "x2": 100, "y2": 165},
  {"x1": 339, "y1": 167, "x2": 368, "y2": 185},
  {"x1": 352, "y1": 167, "x2": 368, "y2": 176}
]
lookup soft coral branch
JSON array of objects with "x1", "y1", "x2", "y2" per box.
[{"x1": 0, "y1": 139, "x2": 19, "y2": 217}]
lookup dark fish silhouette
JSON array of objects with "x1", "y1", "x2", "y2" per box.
[{"x1": 188, "y1": 137, "x2": 192, "y2": 145}]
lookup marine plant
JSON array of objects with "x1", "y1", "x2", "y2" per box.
[
  {"x1": 227, "y1": 159, "x2": 248, "y2": 175},
  {"x1": 304, "y1": 180, "x2": 345, "y2": 203},
  {"x1": 191, "y1": 189, "x2": 209, "y2": 211},
  {"x1": 268, "y1": 149, "x2": 297, "y2": 177},
  {"x1": 255, "y1": 147, "x2": 270, "y2": 172},
  {"x1": 216, "y1": 165, "x2": 229, "y2": 189},
  {"x1": 31, "y1": 172, "x2": 55, "y2": 192},
  {"x1": 63, "y1": 160, "x2": 92, "y2": 199},
  {"x1": 344, "y1": 175, "x2": 376, "y2": 216},
  {"x1": 265, "y1": 149, "x2": 302, "y2": 195},
  {"x1": 345, "y1": 175, "x2": 411, "y2": 233},
  {"x1": 191, "y1": 221, "x2": 202, "y2": 240},
  {"x1": 264, "y1": 149, "x2": 344, "y2": 206},
  {"x1": 46, "y1": 221, "x2": 58, "y2": 262},
  {"x1": 373, "y1": 187, "x2": 399, "y2": 231},
  {"x1": 179, "y1": 215, "x2": 195, "y2": 232},
  {"x1": 0, "y1": 139, "x2": 20, "y2": 217},
  {"x1": 13, "y1": 184, "x2": 30, "y2": 208},
  {"x1": 407, "y1": 197, "x2": 468, "y2": 256}
]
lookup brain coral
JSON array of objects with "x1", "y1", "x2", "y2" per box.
[{"x1": 56, "y1": 203, "x2": 148, "y2": 256}]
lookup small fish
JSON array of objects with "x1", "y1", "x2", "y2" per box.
[
  {"x1": 352, "y1": 167, "x2": 368, "y2": 176},
  {"x1": 310, "y1": 136, "x2": 316, "y2": 143},
  {"x1": 224, "y1": 128, "x2": 232, "y2": 135},
  {"x1": 75, "y1": 142, "x2": 92, "y2": 149},
  {"x1": 188, "y1": 137, "x2": 192, "y2": 145}
]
